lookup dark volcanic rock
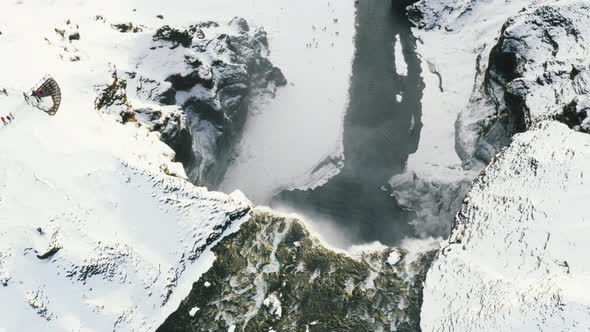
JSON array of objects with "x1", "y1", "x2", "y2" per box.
[
  {"x1": 153, "y1": 25, "x2": 193, "y2": 48},
  {"x1": 166, "y1": 69, "x2": 214, "y2": 91},
  {"x1": 558, "y1": 96, "x2": 590, "y2": 132},
  {"x1": 265, "y1": 67, "x2": 287, "y2": 87}
]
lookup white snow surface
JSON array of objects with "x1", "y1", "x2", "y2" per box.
[
  {"x1": 0, "y1": 1, "x2": 254, "y2": 331},
  {"x1": 421, "y1": 122, "x2": 590, "y2": 331},
  {"x1": 406, "y1": 0, "x2": 526, "y2": 176}
]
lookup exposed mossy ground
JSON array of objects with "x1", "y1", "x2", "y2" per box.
[{"x1": 158, "y1": 210, "x2": 435, "y2": 332}]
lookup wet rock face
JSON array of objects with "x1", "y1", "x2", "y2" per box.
[
  {"x1": 456, "y1": 2, "x2": 590, "y2": 166},
  {"x1": 158, "y1": 210, "x2": 435, "y2": 332},
  {"x1": 97, "y1": 17, "x2": 286, "y2": 188}
]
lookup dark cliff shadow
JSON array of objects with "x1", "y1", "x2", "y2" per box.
[{"x1": 273, "y1": 0, "x2": 424, "y2": 246}]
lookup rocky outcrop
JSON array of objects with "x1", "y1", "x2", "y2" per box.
[
  {"x1": 419, "y1": 1, "x2": 590, "y2": 330},
  {"x1": 95, "y1": 70, "x2": 131, "y2": 115},
  {"x1": 456, "y1": 1, "x2": 590, "y2": 167},
  {"x1": 158, "y1": 209, "x2": 436, "y2": 332},
  {"x1": 150, "y1": 18, "x2": 286, "y2": 188},
  {"x1": 48, "y1": 19, "x2": 82, "y2": 62},
  {"x1": 407, "y1": 0, "x2": 479, "y2": 31},
  {"x1": 96, "y1": 17, "x2": 286, "y2": 188},
  {"x1": 111, "y1": 22, "x2": 144, "y2": 33}
]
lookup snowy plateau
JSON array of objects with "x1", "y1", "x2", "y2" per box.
[{"x1": 1, "y1": 0, "x2": 590, "y2": 331}]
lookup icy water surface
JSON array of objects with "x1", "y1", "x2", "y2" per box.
[{"x1": 274, "y1": 0, "x2": 424, "y2": 246}]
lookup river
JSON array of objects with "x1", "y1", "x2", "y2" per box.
[{"x1": 273, "y1": 0, "x2": 424, "y2": 246}]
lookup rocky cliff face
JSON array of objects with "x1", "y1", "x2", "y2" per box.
[
  {"x1": 420, "y1": 1, "x2": 590, "y2": 329},
  {"x1": 158, "y1": 209, "x2": 435, "y2": 332},
  {"x1": 96, "y1": 17, "x2": 286, "y2": 188},
  {"x1": 456, "y1": 1, "x2": 590, "y2": 166}
]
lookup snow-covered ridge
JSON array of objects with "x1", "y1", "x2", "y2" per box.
[
  {"x1": 95, "y1": 16, "x2": 286, "y2": 189},
  {"x1": 394, "y1": 0, "x2": 586, "y2": 239},
  {"x1": 417, "y1": 1, "x2": 590, "y2": 330},
  {"x1": 457, "y1": 0, "x2": 590, "y2": 166},
  {"x1": 0, "y1": 94, "x2": 251, "y2": 331},
  {"x1": 0, "y1": 2, "x2": 261, "y2": 330}
]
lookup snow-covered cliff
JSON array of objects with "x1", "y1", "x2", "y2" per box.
[
  {"x1": 456, "y1": 0, "x2": 590, "y2": 166},
  {"x1": 417, "y1": 0, "x2": 590, "y2": 330},
  {"x1": 389, "y1": 0, "x2": 537, "y2": 239},
  {"x1": 5, "y1": 0, "x2": 590, "y2": 330},
  {"x1": 0, "y1": 1, "x2": 259, "y2": 330},
  {"x1": 423, "y1": 121, "x2": 590, "y2": 331},
  {"x1": 0, "y1": 95, "x2": 251, "y2": 331},
  {"x1": 94, "y1": 17, "x2": 285, "y2": 189}
]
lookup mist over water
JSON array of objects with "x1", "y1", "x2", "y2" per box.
[
  {"x1": 218, "y1": 0, "x2": 356, "y2": 203},
  {"x1": 274, "y1": 0, "x2": 424, "y2": 246}
]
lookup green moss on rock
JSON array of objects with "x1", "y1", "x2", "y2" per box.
[{"x1": 158, "y1": 209, "x2": 435, "y2": 332}]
